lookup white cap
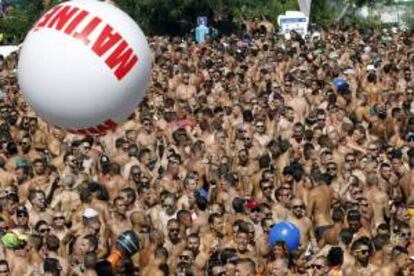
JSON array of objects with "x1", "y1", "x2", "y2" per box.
[
  {"x1": 344, "y1": 69, "x2": 355, "y2": 75},
  {"x1": 366, "y1": 64, "x2": 376, "y2": 72},
  {"x1": 83, "y1": 208, "x2": 98, "y2": 219},
  {"x1": 284, "y1": 33, "x2": 291, "y2": 40},
  {"x1": 312, "y1": 32, "x2": 321, "y2": 39}
]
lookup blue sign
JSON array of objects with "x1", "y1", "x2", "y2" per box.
[{"x1": 280, "y1": 18, "x2": 307, "y2": 24}]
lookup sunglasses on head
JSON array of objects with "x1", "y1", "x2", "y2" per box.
[
  {"x1": 355, "y1": 249, "x2": 369, "y2": 255},
  {"x1": 168, "y1": 228, "x2": 180, "y2": 233},
  {"x1": 179, "y1": 255, "x2": 191, "y2": 261}
]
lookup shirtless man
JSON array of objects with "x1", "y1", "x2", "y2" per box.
[
  {"x1": 400, "y1": 153, "x2": 414, "y2": 203},
  {"x1": 7, "y1": 241, "x2": 33, "y2": 276},
  {"x1": 50, "y1": 175, "x2": 81, "y2": 221},
  {"x1": 176, "y1": 73, "x2": 197, "y2": 101},
  {"x1": 272, "y1": 186, "x2": 292, "y2": 222},
  {"x1": 152, "y1": 192, "x2": 178, "y2": 235},
  {"x1": 350, "y1": 238, "x2": 378, "y2": 275},
  {"x1": 100, "y1": 163, "x2": 129, "y2": 200},
  {"x1": 0, "y1": 157, "x2": 14, "y2": 188},
  {"x1": 234, "y1": 148, "x2": 258, "y2": 197},
  {"x1": 44, "y1": 235, "x2": 70, "y2": 275},
  {"x1": 108, "y1": 197, "x2": 132, "y2": 244},
  {"x1": 27, "y1": 190, "x2": 53, "y2": 228},
  {"x1": 288, "y1": 198, "x2": 317, "y2": 252},
  {"x1": 307, "y1": 174, "x2": 334, "y2": 241},
  {"x1": 277, "y1": 106, "x2": 295, "y2": 140},
  {"x1": 136, "y1": 117, "x2": 157, "y2": 150},
  {"x1": 365, "y1": 172, "x2": 390, "y2": 231}
]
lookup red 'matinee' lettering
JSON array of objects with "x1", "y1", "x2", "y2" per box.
[
  {"x1": 105, "y1": 41, "x2": 138, "y2": 80},
  {"x1": 68, "y1": 119, "x2": 117, "y2": 135},
  {"x1": 103, "y1": 119, "x2": 118, "y2": 129},
  {"x1": 47, "y1": 5, "x2": 79, "y2": 31},
  {"x1": 86, "y1": 127, "x2": 101, "y2": 135},
  {"x1": 64, "y1": 10, "x2": 89, "y2": 35},
  {"x1": 33, "y1": 5, "x2": 64, "y2": 30},
  {"x1": 73, "y1": 17, "x2": 102, "y2": 45},
  {"x1": 92, "y1": 25, "x2": 122, "y2": 57}
]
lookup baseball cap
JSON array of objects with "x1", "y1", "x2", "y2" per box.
[
  {"x1": 347, "y1": 209, "x2": 361, "y2": 221},
  {"x1": 16, "y1": 206, "x2": 28, "y2": 216},
  {"x1": 82, "y1": 208, "x2": 98, "y2": 219},
  {"x1": 366, "y1": 64, "x2": 376, "y2": 72},
  {"x1": 406, "y1": 132, "x2": 414, "y2": 141},
  {"x1": 15, "y1": 158, "x2": 29, "y2": 169},
  {"x1": 245, "y1": 200, "x2": 258, "y2": 209}
]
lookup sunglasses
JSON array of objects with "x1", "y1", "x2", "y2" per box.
[
  {"x1": 39, "y1": 228, "x2": 50, "y2": 234},
  {"x1": 262, "y1": 185, "x2": 272, "y2": 191},
  {"x1": 179, "y1": 255, "x2": 191, "y2": 261},
  {"x1": 293, "y1": 205, "x2": 305, "y2": 210},
  {"x1": 53, "y1": 216, "x2": 65, "y2": 221},
  {"x1": 399, "y1": 232, "x2": 411, "y2": 238},
  {"x1": 311, "y1": 264, "x2": 324, "y2": 270},
  {"x1": 168, "y1": 228, "x2": 180, "y2": 233},
  {"x1": 355, "y1": 249, "x2": 369, "y2": 255},
  {"x1": 17, "y1": 213, "x2": 28, "y2": 218}
]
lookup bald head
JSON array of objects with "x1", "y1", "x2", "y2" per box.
[{"x1": 366, "y1": 172, "x2": 378, "y2": 186}]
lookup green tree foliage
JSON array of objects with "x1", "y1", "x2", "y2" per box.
[
  {"x1": 0, "y1": 0, "x2": 298, "y2": 40},
  {"x1": 0, "y1": 0, "x2": 44, "y2": 43},
  {"x1": 115, "y1": 0, "x2": 298, "y2": 34},
  {"x1": 0, "y1": 0, "x2": 407, "y2": 43}
]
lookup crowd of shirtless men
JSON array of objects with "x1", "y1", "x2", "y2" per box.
[{"x1": 0, "y1": 24, "x2": 412, "y2": 276}]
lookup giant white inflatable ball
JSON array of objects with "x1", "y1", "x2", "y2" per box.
[{"x1": 17, "y1": 0, "x2": 152, "y2": 135}]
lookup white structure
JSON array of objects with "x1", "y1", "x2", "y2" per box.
[
  {"x1": 298, "y1": 0, "x2": 312, "y2": 18},
  {"x1": 278, "y1": 11, "x2": 309, "y2": 36},
  {"x1": 0, "y1": 45, "x2": 19, "y2": 59}
]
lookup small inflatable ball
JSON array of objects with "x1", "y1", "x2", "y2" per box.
[
  {"x1": 333, "y1": 78, "x2": 348, "y2": 92},
  {"x1": 18, "y1": 0, "x2": 152, "y2": 135},
  {"x1": 268, "y1": 221, "x2": 301, "y2": 252}
]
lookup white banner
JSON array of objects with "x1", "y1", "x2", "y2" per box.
[{"x1": 278, "y1": 11, "x2": 309, "y2": 36}]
